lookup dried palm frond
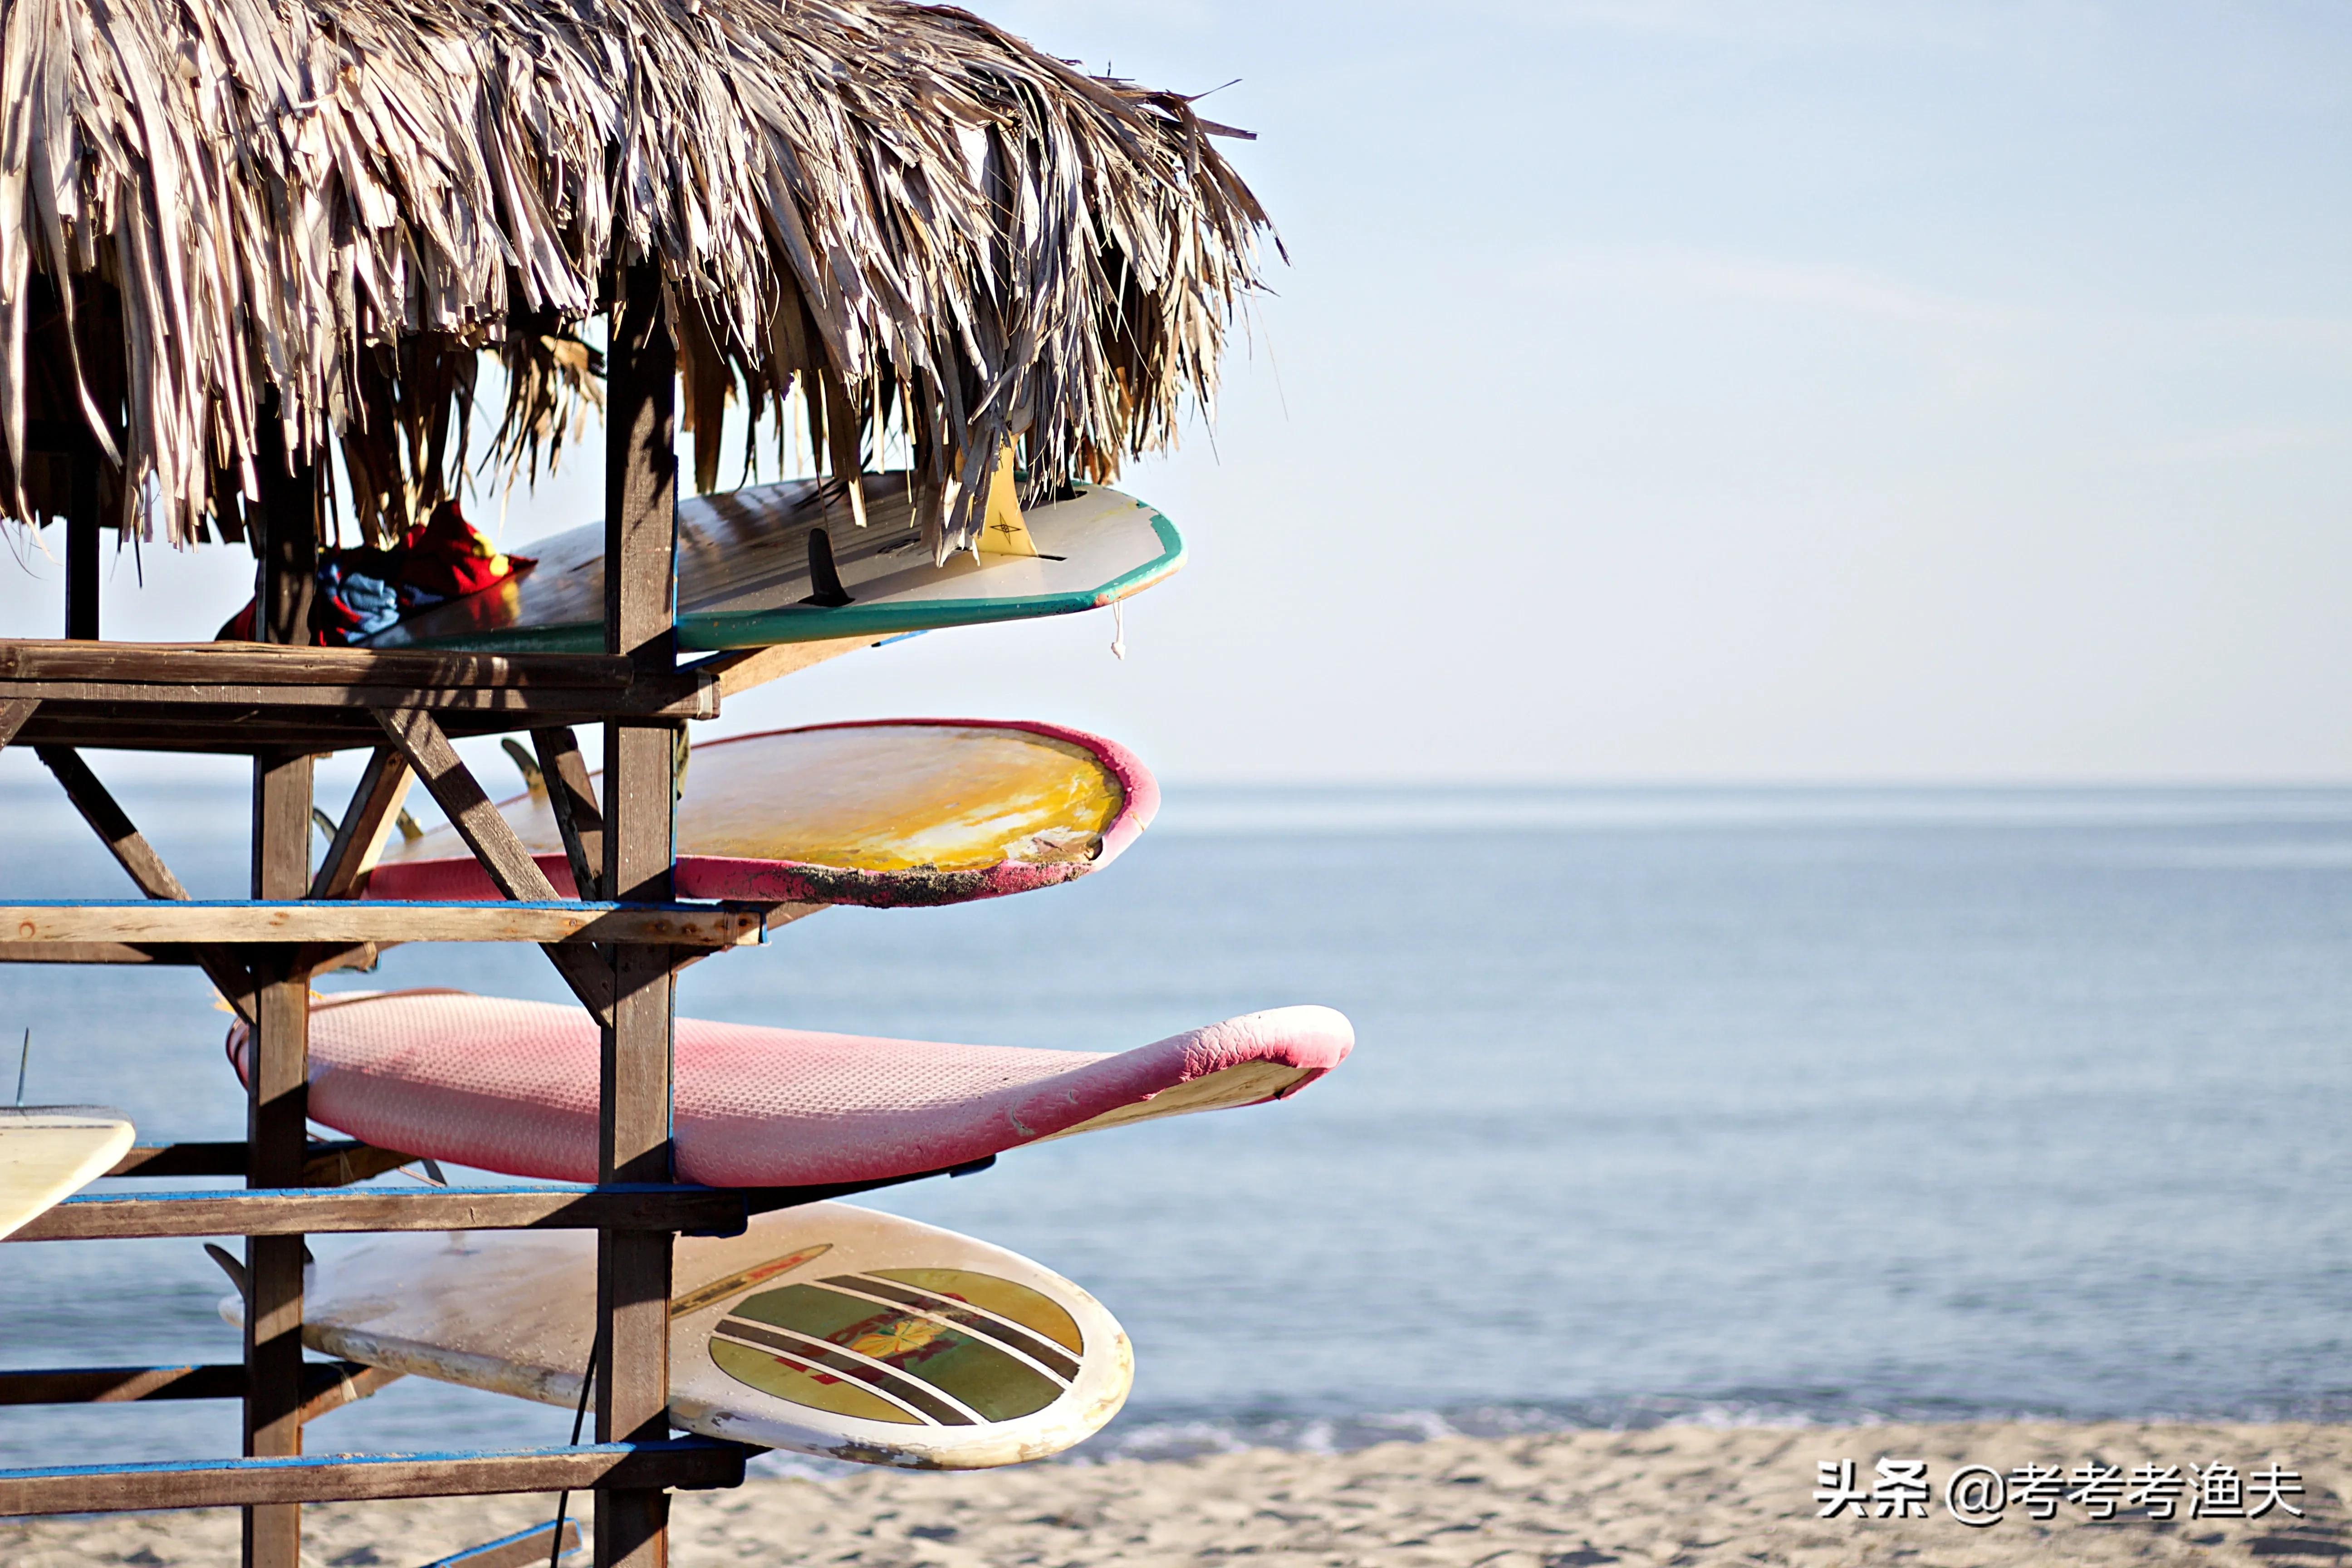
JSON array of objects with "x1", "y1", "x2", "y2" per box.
[{"x1": 0, "y1": 0, "x2": 1276, "y2": 555}]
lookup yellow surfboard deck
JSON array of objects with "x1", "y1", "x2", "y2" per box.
[{"x1": 368, "y1": 720, "x2": 1156, "y2": 907}]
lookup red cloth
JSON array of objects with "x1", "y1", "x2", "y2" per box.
[{"x1": 399, "y1": 501, "x2": 518, "y2": 598}]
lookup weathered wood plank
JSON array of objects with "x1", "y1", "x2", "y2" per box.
[
  {"x1": 695, "y1": 634, "x2": 882, "y2": 699},
  {"x1": 0, "y1": 1360, "x2": 398, "y2": 1414},
  {"x1": 0, "y1": 641, "x2": 633, "y2": 689},
  {"x1": 293, "y1": 1362, "x2": 406, "y2": 1426},
  {"x1": 0, "y1": 1439, "x2": 748, "y2": 1516},
  {"x1": 311, "y1": 749, "x2": 413, "y2": 900},
  {"x1": 107, "y1": 1141, "x2": 251, "y2": 1176},
  {"x1": 0, "y1": 940, "x2": 179, "y2": 964},
  {"x1": 0, "y1": 1365, "x2": 246, "y2": 1405},
  {"x1": 8, "y1": 1185, "x2": 747, "y2": 1241},
  {"x1": 0, "y1": 941, "x2": 381, "y2": 970},
  {"x1": 0, "y1": 901, "x2": 762, "y2": 946},
  {"x1": 107, "y1": 1140, "x2": 420, "y2": 1186},
  {"x1": 0, "y1": 677, "x2": 714, "y2": 718},
  {"x1": 0, "y1": 701, "x2": 727, "y2": 757}
]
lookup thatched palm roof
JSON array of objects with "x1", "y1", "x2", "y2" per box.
[{"x1": 0, "y1": 0, "x2": 1273, "y2": 556}]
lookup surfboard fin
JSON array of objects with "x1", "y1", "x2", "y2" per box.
[
  {"x1": 203, "y1": 1242, "x2": 248, "y2": 1297},
  {"x1": 975, "y1": 443, "x2": 1039, "y2": 558},
  {"x1": 800, "y1": 527, "x2": 854, "y2": 607},
  {"x1": 500, "y1": 738, "x2": 548, "y2": 799}
]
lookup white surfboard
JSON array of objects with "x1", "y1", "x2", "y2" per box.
[
  {"x1": 250, "y1": 1203, "x2": 1130, "y2": 1469},
  {"x1": 363, "y1": 478, "x2": 1183, "y2": 655},
  {"x1": 0, "y1": 1107, "x2": 135, "y2": 1241}
]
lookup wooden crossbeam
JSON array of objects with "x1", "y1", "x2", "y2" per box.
[
  {"x1": 2, "y1": 709, "x2": 706, "y2": 756},
  {"x1": 0, "y1": 642, "x2": 636, "y2": 688},
  {"x1": 0, "y1": 901, "x2": 763, "y2": 946},
  {"x1": 691, "y1": 633, "x2": 885, "y2": 698},
  {"x1": 107, "y1": 1140, "x2": 420, "y2": 1186},
  {"x1": 8, "y1": 1185, "x2": 748, "y2": 1241},
  {"x1": 0, "y1": 677, "x2": 714, "y2": 720},
  {"x1": 0, "y1": 1364, "x2": 248, "y2": 1405},
  {"x1": 0, "y1": 1438, "x2": 749, "y2": 1516},
  {"x1": 295, "y1": 1362, "x2": 407, "y2": 1425},
  {"x1": 0, "y1": 941, "x2": 381, "y2": 970},
  {"x1": 0, "y1": 1360, "x2": 402, "y2": 1419}
]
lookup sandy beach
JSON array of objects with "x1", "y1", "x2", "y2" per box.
[{"x1": 4, "y1": 1421, "x2": 2345, "y2": 1567}]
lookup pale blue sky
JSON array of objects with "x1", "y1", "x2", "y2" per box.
[{"x1": 5, "y1": 0, "x2": 2349, "y2": 782}]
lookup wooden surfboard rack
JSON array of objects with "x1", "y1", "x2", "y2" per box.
[{"x1": 0, "y1": 265, "x2": 763, "y2": 1566}]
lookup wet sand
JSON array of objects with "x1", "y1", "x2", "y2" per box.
[{"x1": 5, "y1": 1421, "x2": 2347, "y2": 1566}]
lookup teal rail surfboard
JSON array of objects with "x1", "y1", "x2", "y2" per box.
[{"x1": 362, "y1": 479, "x2": 1181, "y2": 654}]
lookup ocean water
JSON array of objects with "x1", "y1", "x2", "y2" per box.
[{"x1": 1, "y1": 778, "x2": 2348, "y2": 1472}]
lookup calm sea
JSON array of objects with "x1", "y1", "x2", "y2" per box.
[{"x1": 2, "y1": 779, "x2": 2348, "y2": 1470}]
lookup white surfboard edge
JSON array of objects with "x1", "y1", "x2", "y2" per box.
[
  {"x1": 0, "y1": 1107, "x2": 135, "y2": 1242},
  {"x1": 226, "y1": 1202, "x2": 1132, "y2": 1470}
]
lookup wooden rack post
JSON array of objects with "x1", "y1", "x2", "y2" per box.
[
  {"x1": 246, "y1": 445, "x2": 321, "y2": 1568},
  {"x1": 598, "y1": 260, "x2": 681, "y2": 1568}
]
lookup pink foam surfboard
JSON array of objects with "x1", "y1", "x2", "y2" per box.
[
  {"x1": 366, "y1": 719, "x2": 1156, "y2": 908},
  {"x1": 227, "y1": 990, "x2": 1352, "y2": 1189}
]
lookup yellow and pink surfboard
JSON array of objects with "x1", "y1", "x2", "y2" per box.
[{"x1": 367, "y1": 719, "x2": 1156, "y2": 909}]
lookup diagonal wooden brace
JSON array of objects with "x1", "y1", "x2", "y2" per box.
[
  {"x1": 34, "y1": 745, "x2": 259, "y2": 1024},
  {"x1": 533, "y1": 725, "x2": 605, "y2": 902},
  {"x1": 0, "y1": 696, "x2": 36, "y2": 749},
  {"x1": 310, "y1": 748, "x2": 414, "y2": 901},
  {"x1": 370, "y1": 707, "x2": 615, "y2": 1024}
]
